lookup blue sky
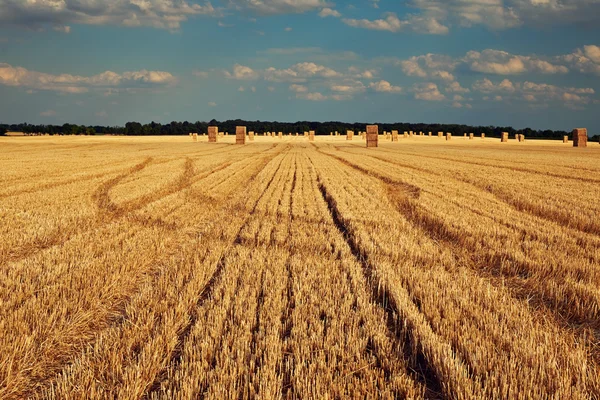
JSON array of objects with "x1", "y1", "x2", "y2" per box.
[{"x1": 0, "y1": 0, "x2": 599, "y2": 133}]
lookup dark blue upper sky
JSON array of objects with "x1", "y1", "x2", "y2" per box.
[{"x1": 1, "y1": 0, "x2": 599, "y2": 133}]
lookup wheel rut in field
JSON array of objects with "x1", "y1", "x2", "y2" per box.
[
  {"x1": 332, "y1": 148, "x2": 600, "y2": 363},
  {"x1": 339, "y1": 145, "x2": 600, "y2": 240},
  {"x1": 316, "y1": 178, "x2": 444, "y2": 399},
  {"x1": 279, "y1": 165, "x2": 297, "y2": 399},
  {"x1": 376, "y1": 147, "x2": 600, "y2": 184},
  {"x1": 14, "y1": 149, "x2": 286, "y2": 399},
  {"x1": 142, "y1": 151, "x2": 288, "y2": 399}
]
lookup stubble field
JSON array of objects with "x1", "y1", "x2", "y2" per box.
[{"x1": 1, "y1": 134, "x2": 599, "y2": 399}]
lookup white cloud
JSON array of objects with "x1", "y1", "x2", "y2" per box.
[
  {"x1": 53, "y1": 25, "x2": 70, "y2": 33},
  {"x1": 227, "y1": 0, "x2": 330, "y2": 15},
  {"x1": 369, "y1": 80, "x2": 402, "y2": 93},
  {"x1": 263, "y1": 62, "x2": 339, "y2": 82},
  {"x1": 238, "y1": 86, "x2": 245, "y2": 92},
  {"x1": 225, "y1": 64, "x2": 259, "y2": 80},
  {"x1": 330, "y1": 80, "x2": 366, "y2": 93},
  {"x1": 40, "y1": 109, "x2": 56, "y2": 117},
  {"x1": 208, "y1": 101, "x2": 217, "y2": 106},
  {"x1": 408, "y1": 0, "x2": 600, "y2": 31},
  {"x1": 412, "y1": 82, "x2": 446, "y2": 101},
  {"x1": 284, "y1": 27, "x2": 292, "y2": 31},
  {"x1": 0, "y1": 0, "x2": 218, "y2": 31},
  {"x1": 297, "y1": 92, "x2": 327, "y2": 101},
  {"x1": 289, "y1": 84, "x2": 308, "y2": 92},
  {"x1": 95, "y1": 110, "x2": 108, "y2": 117},
  {"x1": 318, "y1": 7, "x2": 340, "y2": 17},
  {"x1": 473, "y1": 77, "x2": 596, "y2": 108},
  {"x1": 466, "y1": 49, "x2": 568, "y2": 75},
  {"x1": 445, "y1": 81, "x2": 470, "y2": 93},
  {"x1": 0, "y1": 63, "x2": 176, "y2": 94},
  {"x1": 342, "y1": 12, "x2": 448, "y2": 34},
  {"x1": 472, "y1": 78, "x2": 516, "y2": 93},
  {"x1": 398, "y1": 54, "x2": 458, "y2": 80},
  {"x1": 561, "y1": 45, "x2": 600, "y2": 75}
]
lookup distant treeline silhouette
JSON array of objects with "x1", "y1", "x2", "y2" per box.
[{"x1": 1, "y1": 120, "x2": 598, "y2": 141}]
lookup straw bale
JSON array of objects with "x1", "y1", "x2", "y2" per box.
[
  {"x1": 208, "y1": 126, "x2": 218, "y2": 143},
  {"x1": 236, "y1": 126, "x2": 246, "y2": 144},
  {"x1": 366, "y1": 125, "x2": 378, "y2": 148},
  {"x1": 572, "y1": 128, "x2": 588, "y2": 147}
]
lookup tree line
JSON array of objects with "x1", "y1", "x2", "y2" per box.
[{"x1": 1, "y1": 120, "x2": 598, "y2": 141}]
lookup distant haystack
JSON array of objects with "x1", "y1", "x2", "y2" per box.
[
  {"x1": 366, "y1": 125, "x2": 378, "y2": 148},
  {"x1": 208, "y1": 126, "x2": 218, "y2": 143},
  {"x1": 236, "y1": 126, "x2": 246, "y2": 145},
  {"x1": 572, "y1": 128, "x2": 587, "y2": 147}
]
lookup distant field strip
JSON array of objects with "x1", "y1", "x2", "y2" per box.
[{"x1": 0, "y1": 135, "x2": 598, "y2": 399}]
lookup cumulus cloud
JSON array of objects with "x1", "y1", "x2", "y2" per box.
[
  {"x1": 561, "y1": 45, "x2": 600, "y2": 75},
  {"x1": 227, "y1": 0, "x2": 330, "y2": 15},
  {"x1": 472, "y1": 78, "x2": 516, "y2": 93},
  {"x1": 466, "y1": 49, "x2": 568, "y2": 75},
  {"x1": 0, "y1": 63, "x2": 177, "y2": 94},
  {"x1": 399, "y1": 49, "x2": 571, "y2": 82},
  {"x1": 225, "y1": 64, "x2": 260, "y2": 80},
  {"x1": 318, "y1": 7, "x2": 340, "y2": 17},
  {"x1": 0, "y1": 0, "x2": 217, "y2": 31},
  {"x1": 412, "y1": 82, "x2": 446, "y2": 101},
  {"x1": 369, "y1": 80, "x2": 402, "y2": 93},
  {"x1": 342, "y1": 12, "x2": 448, "y2": 34},
  {"x1": 473, "y1": 77, "x2": 596, "y2": 108},
  {"x1": 289, "y1": 84, "x2": 308, "y2": 92},
  {"x1": 263, "y1": 62, "x2": 339, "y2": 82},
  {"x1": 445, "y1": 81, "x2": 470, "y2": 93},
  {"x1": 297, "y1": 92, "x2": 327, "y2": 101},
  {"x1": 398, "y1": 53, "x2": 458, "y2": 81},
  {"x1": 408, "y1": 0, "x2": 600, "y2": 31}
]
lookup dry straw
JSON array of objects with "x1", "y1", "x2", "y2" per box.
[
  {"x1": 501, "y1": 132, "x2": 508, "y2": 142},
  {"x1": 347, "y1": 130, "x2": 354, "y2": 141},
  {"x1": 236, "y1": 126, "x2": 246, "y2": 145},
  {"x1": 446, "y1": 132, "x2": 452, "y2": 141},
  {"x1": 572, "y1": 128, "x2": 588, "y2": 147},
  {"x1": 309, "y1": 130, "x2": 315, "y2": 141},
  {"x1": 249, "y1": 131, "x2": 254, "y2": 141},
  {"x1": 208, "y1": 126, "x2": 218, "y2": 143},
  {"x1": 366, "y1": 125, "x2": 378, "y2": 148},
  {"x1": 392, "y1": 130, "x2": 399, "y2": 142}
]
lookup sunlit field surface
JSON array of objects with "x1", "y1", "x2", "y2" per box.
[{"x1": 1, "y1": 134, "x2": 599, "y2": 399}]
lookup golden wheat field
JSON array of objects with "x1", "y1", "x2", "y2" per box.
[{"x1": 1, "y1": 134, "x2": 600, "y2": 399}]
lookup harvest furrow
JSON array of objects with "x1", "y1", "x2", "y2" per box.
[{"x1": 311, "y1": 146, "x2": 597, "y2": 399}]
